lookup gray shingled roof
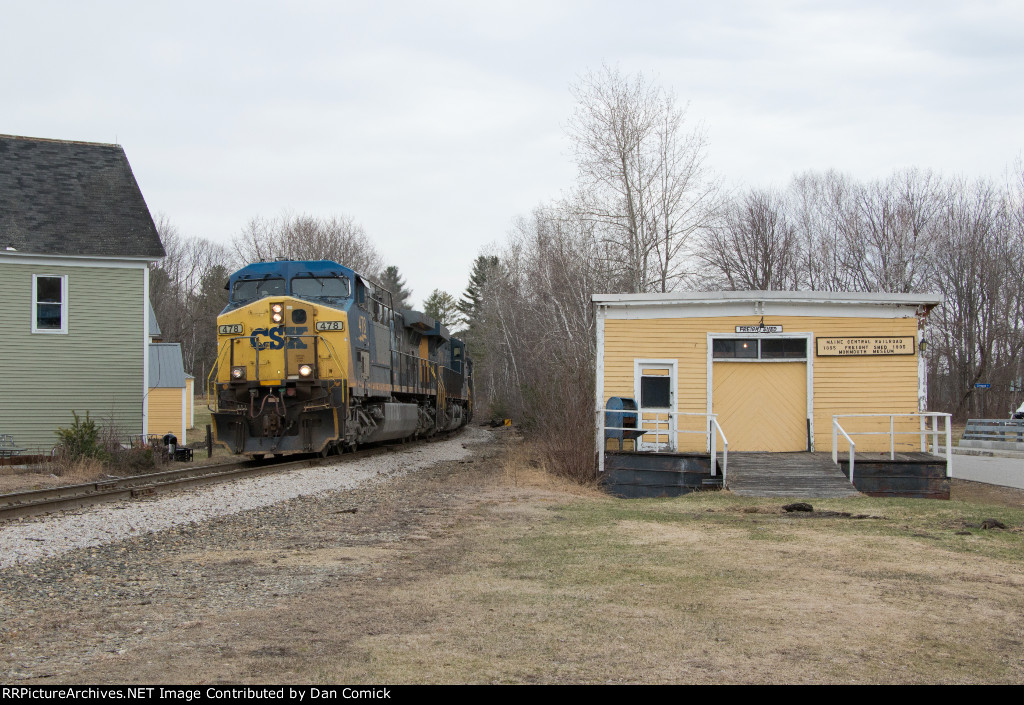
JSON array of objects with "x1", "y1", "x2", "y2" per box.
[
  {"x1": 0, "y1": 134, "x2": 164, "y2": 258},
  {"x1": 149, "y1": 343, "x2": 186, "y2": 388}
]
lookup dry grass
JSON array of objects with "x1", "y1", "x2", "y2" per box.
[
  {"x1": 314, "y1": 456, "x2": 1024, "y2": 683},
  {"x1": 29, "y1": 433, "x2": 1024, "y2": 684}
]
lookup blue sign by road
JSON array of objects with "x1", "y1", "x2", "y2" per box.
[{"x1": 975, "y1": 383, "x2": 991, "y2": 389}]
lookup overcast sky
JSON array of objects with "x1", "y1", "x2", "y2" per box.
[{"x1": 4, "y1": 1, "x2": 1022, "y2": 306}]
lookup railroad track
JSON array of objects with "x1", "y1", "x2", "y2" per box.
[{"x1": 0, "y1": 436, "x2": 446, "y2": 522}]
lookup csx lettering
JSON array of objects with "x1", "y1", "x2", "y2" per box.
[{"x1": 250, "y1": 326, "x2": 308, "y2": 350}]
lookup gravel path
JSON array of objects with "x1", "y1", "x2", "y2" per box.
[{"x1": 0, "y1": 427, "x2": 491, "y2": 569}]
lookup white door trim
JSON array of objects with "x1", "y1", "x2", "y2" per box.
[
  {"x1": 706, "y1": 333, "x2": 815, "y2": 451},
  {"x1": 634, "y1": 359, "x2": 678, "y2": 451}
]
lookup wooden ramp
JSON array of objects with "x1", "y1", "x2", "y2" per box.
[{"x1": 727, "y1": 452, "x2": 861, "y2": 498}]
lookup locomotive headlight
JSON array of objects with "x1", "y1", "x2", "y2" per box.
[
  {"x1": 230, "y1": 366, "x2": 246, "y2": 380},
  {"x1": 271, "y1": 303, "x2": 284, "y2": 323},
  {"x1": 298, "y1": 364, "x2": 314, "y2": 378}
]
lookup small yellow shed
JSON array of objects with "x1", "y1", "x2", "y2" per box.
[
  {"x1": 148, "y1": 342, "x2": 188, "y2": 444},
  {"x1": 594, "y1": 291, "x2": 942, "y2": 455}
]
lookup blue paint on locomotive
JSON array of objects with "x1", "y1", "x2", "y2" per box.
[{"x1": 221, "y1": 260, "x2": 356, "y2": 313}]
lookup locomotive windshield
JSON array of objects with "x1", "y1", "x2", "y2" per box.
[
  {"x1": 291, "y1": 274, "x2": 351, "y2": 301},
  {"x1": 231, "y1": 277, "x2": 285, "y2": 303}
]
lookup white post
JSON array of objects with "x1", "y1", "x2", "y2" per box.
[
  {"x1": 920, "y1": 415, "x2": 926, "y2": 452},
  {"x1": 932, "y1": 415, "x2": 939, "y2": 455},
  {"x1": 945, "y1": 414, "x2": 953, "y2": 478},
  {"x1": 850, "y1": 444, "x2": 855, "y2": 484},
  {"x1": 832, "y1": 417, "x2": 838, "y2": 465},
  {"x1": 598, "y1": 409, "x2": 605, "y2": 474},
  {"x1": 709, "y1": 415, "x2": 717, "y2": 477},
  {"x1": 890, "y1": 415, "x2": 895, "y2": 460}
]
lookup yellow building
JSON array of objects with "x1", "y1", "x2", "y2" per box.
[
  {"x1": 147, "y1": 342, "x2": 188, "y2": 444},
  {"x1": 595, "y1": 291, "x2": 943, "y2": 456}
]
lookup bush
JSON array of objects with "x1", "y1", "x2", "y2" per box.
[
  {"x1": 52, "y1": 411, "x2": 161, "y2": 477},
  {"x1": 54, "y1": 411, "x2": 108, "y2": 462}
]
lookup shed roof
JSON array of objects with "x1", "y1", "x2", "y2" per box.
[
  {"x1": 148, "y1": 301, "x2": 162, "y2": 339},
  {"x1": 0, "y1": 134, "x2": 164, "y2": 259},
  {"x1": 149, "y1": 343, "x2": 186, "y2": 388}
]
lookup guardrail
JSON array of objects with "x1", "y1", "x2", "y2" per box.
[
  {"x1": 598, "y1": 409, "x2": 728, "y2": 485},
  {"x1": 962, "y1": 419, "x2": 1024, "y2": 444},
  {"x1": 831, "y1": 413, "x2": 953, "y2": 482}
]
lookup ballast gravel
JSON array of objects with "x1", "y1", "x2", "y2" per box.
[{"x1": 0, "y1": 427, "x2": 491, "y2": 569}]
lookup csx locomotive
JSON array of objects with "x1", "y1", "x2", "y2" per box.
[{"x1": 211, "y1": 260, "x2": 472, "y2": 457}]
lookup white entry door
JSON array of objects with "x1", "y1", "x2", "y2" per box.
[{"x1": 635, "y1": 360, "x2": 676, "y2": 451}]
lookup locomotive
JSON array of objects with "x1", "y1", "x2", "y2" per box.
[{"x1": 210, "y1": 260, "x2": 472, "y2": 457}]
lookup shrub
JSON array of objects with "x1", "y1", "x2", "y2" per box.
[{"x1": 54, "y1": 411, "x2": 108, "y2": 462}]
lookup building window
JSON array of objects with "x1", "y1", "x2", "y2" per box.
[
  {"x1": 640, "y1": 376, "x2": 671, "y2": 408},
  {"x1": 761, "y1": 338, "x2": 807, "y2": 359},
  {"x1": 32, "y1": 274, "x2": 67, "y2": 334},
  {"x1": 713, "y1": 337, "x2": 808, "y2": 360},
  {"x1": 712, "y1": 338, "x2": 758, "y2": 358}
]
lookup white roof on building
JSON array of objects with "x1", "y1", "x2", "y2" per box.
[{"x1": 593, "y1": 291, "x2": 942, "y2": 307}]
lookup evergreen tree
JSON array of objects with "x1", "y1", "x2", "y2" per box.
[
  {"x1": 378, "y1": 265, "x2": 413, "y2": 309},
  {"x1": 457, "y1": 255, "x2": 499, "y2": 328},
  {"x1": 423, "y1": 289, "x2": 461, "y2": 330}
]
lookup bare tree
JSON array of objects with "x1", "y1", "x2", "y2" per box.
[
  {"x1": 568, "y1": 65, "x2": 718, "y2": 293},
  {"x1": 929, "y1": 176, "x2": 1024, "y2": 418},
  {"x1": 699, "y1": 188, "x2": 801, "y2": 290},
  {"x1": 476, "y1": 205, "x2": 618, "y2": 480},
  {"x1": 233, "y1": 212, "x2": 383, "y2": 277},
  {"x1": 847, "y1": 168, "x2": 940, "y2": 293},
  {"x1": 149, "y1": 215, "x2": 234, "y2": 381},
  {"x1": 790, "y1": 170, "x2": 860, "y2": 291}
]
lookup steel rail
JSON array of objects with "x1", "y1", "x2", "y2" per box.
[{"x1": 0, "y1": 433, "x2": 458, "y2": 522}]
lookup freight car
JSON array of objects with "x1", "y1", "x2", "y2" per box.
[{"x1": 210, "y1": 260, "x2": 472, "y2": 457}]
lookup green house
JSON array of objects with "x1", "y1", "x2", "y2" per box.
[{"x1": 0, "y1": 135, "x2": 165, "y2": 453}]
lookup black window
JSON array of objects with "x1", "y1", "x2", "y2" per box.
[
  {"x1": 232, "y1": 278, "x2": 285, "y2": 303},
  {"x1": 291, "y1": 275, "x2": 350, "y2": 300},
  {"x1": 713, "y1": 339, "x2": 758, "y2": 359},
  {"x1": 761, "y1": 338, "x2": 807, "y2": 359},
  {"x1": 641, "y1": 376, "x2": 671, "y2": 408}
]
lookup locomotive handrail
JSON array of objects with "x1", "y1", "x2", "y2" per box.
[
  {"x1": 429, "y1": 362, "x2": 447, "y2": 429},
  {"x1": 206, "y1": 341, "x2": 234, "y2": 411}
]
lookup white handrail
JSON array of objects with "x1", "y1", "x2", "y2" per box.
[
  {"x1": 832, "y1": 412, "x2": 953, "y2": 478},
  {"x1": 711, "y1": 416, "x2": 728, "y2": 486},
  {"x1": 832, "y1": 418, "x2": 856, "y2": 484},
  {"x1": 597, "y1": 407, "x2": 726, "y2": 486}
]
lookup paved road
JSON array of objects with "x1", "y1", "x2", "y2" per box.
[{"x1": 952, "y1": 454, "x2": 1024, "y2": 490}]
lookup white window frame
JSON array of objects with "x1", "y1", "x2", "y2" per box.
[{"x1": 31, "y1": 274, "x2": 68, "y2": 334}]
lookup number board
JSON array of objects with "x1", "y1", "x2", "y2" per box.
[
  {"x1": 218, "y1": 324, "x2": 243, "y2": 335},
  {"x1": 316, "y1": 320, "x2": 345, "y2": 332},
  {"x1": 815, "y1": 336, "x2": 915, "y2": 356}
]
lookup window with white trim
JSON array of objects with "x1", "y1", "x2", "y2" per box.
[{"x1": 32, "y1": 274, "x2": 68, "y2": 334}]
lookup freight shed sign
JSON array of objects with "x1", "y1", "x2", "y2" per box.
[{"x1": 816, "y1": 336, "x2": 915, "y2": 357}]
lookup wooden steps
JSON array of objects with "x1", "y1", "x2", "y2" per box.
[{"x1": 727, "y1": 452, "x2": 861, "y2": 498}]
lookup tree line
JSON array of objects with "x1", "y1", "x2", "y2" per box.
[{"x1": 462, "y1": 66, "x2": 1024, "y2": 481}]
